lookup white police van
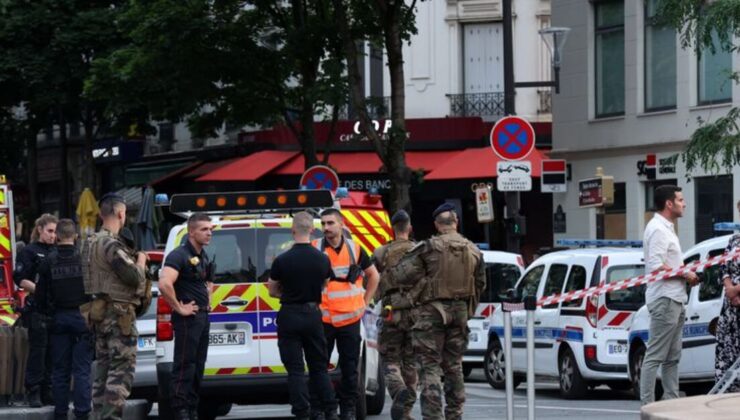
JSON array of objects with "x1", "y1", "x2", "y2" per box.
[
  {"x1": 484, "y1": 240, "x2": 646, "y2": 398},
  {"x1": 464, "y1": 250, "x2": 525, "y2": 377},
  {"x1": 628, "y1": 228, "x2": 733, "y2": 397},
  {"x1": 154, "y1": 190, "x2": 386, "y2": 420}
]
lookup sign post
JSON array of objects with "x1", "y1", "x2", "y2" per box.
[{"x1": 299, "y1": 165, "x2": 340, "y2": 194}]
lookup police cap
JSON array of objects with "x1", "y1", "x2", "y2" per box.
[
  {"x1": 391, "y1": 210, "x2": 410, "y2": 226},
  {"x1": 432, "y1": 202, "x2": 456, "y2": 219}
]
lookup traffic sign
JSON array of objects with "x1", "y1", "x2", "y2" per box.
[
  {"x1": 497, "y1": 161, "x2": 532, "y2": 191},
  {"x1": 541, "y1": 159, "x2": 567, "y2": 193},
  {"x1": 300, "y1": 165, "x2": 340, "y2": 193},
  {"x1": 578, "y1": 176, "x2": 614, "y2": 208},
  {"x1": 475, "y1": 186, "x2": 494, "y2": 223},
  {"x1": 490, "y1": 116, "x2": 536, "y2": 161}
]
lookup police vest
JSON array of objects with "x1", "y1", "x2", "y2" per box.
[
  {"x1": 47, "y1": 248, "x2": 87, "y2": 310},
  {"x1": 312, "y1": 238, "x2": 366, "y2": 327}
]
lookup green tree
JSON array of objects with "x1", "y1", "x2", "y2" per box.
[{"x1": 656, "y1": 0, "x2": 740, "y2": 174}]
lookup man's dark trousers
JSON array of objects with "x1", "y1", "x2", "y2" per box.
[
  {"x1": 170, "y1": 311, "x2": 210, "y2": 413},
  {"x1": 324, "y1": 320, "x2": 361, "y2": 411},
  {"x1": 50, "y1": 309, "x2": 92, "y2": 419},
  {"x1": 278, "y1": 303, "x2": 336, "y2": 417},
  {"x1": 25, "y1": 308, "x2": 52, "y2": 397}
]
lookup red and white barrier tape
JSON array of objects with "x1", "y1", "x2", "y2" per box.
[{"x1": 536, "y1": 248, "x2": 740, "y2": 307}]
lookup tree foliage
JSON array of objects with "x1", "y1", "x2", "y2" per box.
[{"x1": 656, "y1": 0, "x2": 740, "y2": 175}]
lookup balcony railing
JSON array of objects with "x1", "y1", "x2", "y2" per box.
[
  {"x1": 537, "y1": 89, "x2": 552, "y2": 114},
  {"x1": 447, "y1": 92, "x2": 505, "y2": 121},
  {"x1": 338, "y1": 96, "x2": 391, "y2": 120}
]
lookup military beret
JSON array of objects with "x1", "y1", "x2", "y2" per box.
[
  {"x1": 391, "y1": 210, "x2": 410, "y2": 225},
  {"x1": 432, "y1": 202, "x2": 456, "y2": 219},
  {"x1": 98, "y1": 192, "x2": 125, "y2": 206}
]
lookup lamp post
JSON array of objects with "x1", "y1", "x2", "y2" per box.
[{"x1": 511, "y1": 27, "x2": 571, "y2": 94}]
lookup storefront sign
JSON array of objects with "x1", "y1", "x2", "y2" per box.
[
  {"x1": 659, "y1": 154, "x2": 678, "y2": 175},
  {"x1": 496, "y1": 161, "x2": 532, "y2": 191},
  {"x1": 475, "y1": 186, "x2": 494, "y2": 223},
  {"x1": 578, "y1": 176, "x2": 614, "y2": 208},
  {"x1": 553, "y1": 205, "x2": 567, "y2": 233},
  {"x1": 340, "y1": 178, "x2": 391, "y2": 192}
]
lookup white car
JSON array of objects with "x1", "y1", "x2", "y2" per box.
[
  {"x1": 131, "y1": 290, "x2": 158, "y2": 413},
  {"x1": 485, "y1": 242, "x2": 645, "y2": 398},
  {"x1": 628, "y1": 234, "x2": 730, "y2": 397},
  {"x1": 464, "y1": 250, "x2": 524, "y2": 377}
]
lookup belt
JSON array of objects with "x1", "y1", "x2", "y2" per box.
[{"x1": 281, "y1": 302, "x2": 318, "y2": 308}]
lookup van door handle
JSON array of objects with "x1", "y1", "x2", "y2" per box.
[
  {"x1": 689, "y1": 315, "x2": 700, "y2": 321},
  {"x1": 534, "y1": 320, "x2": 542, "y2": 325},
  {"x1": 221, "y1": 299, "x2": 249, "y2": 306}
]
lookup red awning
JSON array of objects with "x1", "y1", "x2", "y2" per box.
[
  {"x1": 272, "y1": 151, "x2": 460, "y2": 175},
  {"x1": 196, "y1": 151, "x2": 299, "y2": 182},
  {"x1": 424, "y1": 147, "x2": 548, "y2": 180}
]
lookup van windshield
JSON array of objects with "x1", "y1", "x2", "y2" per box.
[
  {"x1": 605, "y1": 264, "x2": 646, "y2": 311},
  {"x1": 179, "y1": 227, "x2": 320, "y2": 284}
]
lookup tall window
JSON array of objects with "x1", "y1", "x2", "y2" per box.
[
  {"x1": 699, "y1": 30, "x2": 732, "y2": 104},
  {"x1": 645, "y1": 0, "x2": 676, "y2": 111},
  {"x1": 595, "y1": 1, "x2": 625, "y2": 117}
]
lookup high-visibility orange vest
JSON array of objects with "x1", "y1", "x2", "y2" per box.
[{"x1": 313, "y1": 238, "x2": 366, "y2": 327}]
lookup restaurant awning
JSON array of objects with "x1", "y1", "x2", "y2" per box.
[
  {"x1": 272, "y1": 151, "x2": 460, "y2": 175},
  {"x1": 424, "y1": 147, "x2": 548, "y2": 180},
  {"x1": 196, "y1": 150, "x2": 299, "y2": 182}
]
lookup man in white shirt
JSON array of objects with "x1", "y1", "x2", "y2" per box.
[{"x1": 640, "y1": 185, "x2": 699, "y2": 405}]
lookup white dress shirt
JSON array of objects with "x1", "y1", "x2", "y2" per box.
[{"x1": 644, "y1": 213, "x2": 687, "y2": 304}]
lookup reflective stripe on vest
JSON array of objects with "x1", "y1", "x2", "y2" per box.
[{"x1": 313, "y1": 238, "x2": 366, "y2": 327}]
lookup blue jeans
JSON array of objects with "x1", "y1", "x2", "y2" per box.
[{"x1": 51, "y1": 309, "x2": 93, "y2": 418}]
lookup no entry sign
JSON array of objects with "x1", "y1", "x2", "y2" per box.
[
  {"x1": 300, "y1": 165, "x2": 340, "y2": 193},
  {"x1": 490, "y1": 116, "x2": 536, "y2": 161}
]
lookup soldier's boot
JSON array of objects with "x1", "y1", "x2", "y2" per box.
[
  {"x1": 27, "y1": 389, "x2": 42, "y2": 408},
  {"x1": 174, "y1": 408, "x2": 191, "y2": 420},
  {"x1": 339, "y1": 403, "x2": 356, "y2": 420},
  {"x1": 390, "y1": 389, "x2": 410, "y2": 420},
  {"x1": 42, "y1": 388, "x2": 54, "y2": 406}
]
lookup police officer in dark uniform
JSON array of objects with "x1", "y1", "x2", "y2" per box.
[
  {"x1": 267, "y1": 211, "x2": 338, "y2": 420},
  {"x1": 14, "y1": 213, "x2": 58, "y2": 407},
  {"x1": 35, "y1": 219, "x2": 92, "y2": 420},
  {"x1": 158, "y1": 213, "x2": 214, "y2": 420}
]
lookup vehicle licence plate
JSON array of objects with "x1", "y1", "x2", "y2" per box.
[
  {"x1": 138, "y1": 335, "x2": 156, "y2": 351},
  {"x1": 208, "y1": 331, "x2": 246, "y2": 346},
  {"x1": 607, "y1": 342, "x2": 627, "y2": 355}
]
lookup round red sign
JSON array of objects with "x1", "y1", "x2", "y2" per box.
[{"x1": 490, "y1": 116, "x2": 536, "y2": 161}]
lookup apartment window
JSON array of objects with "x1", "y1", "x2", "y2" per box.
[
  {"x1": 644, "y1": 0, "x2": 676, "y2": 111},
  {"x1": 698, "y1": 30, "x2": 732, "y2": 104},
  {"x1": 595, "y1": 1, "x2": 625, "y2": 117}
]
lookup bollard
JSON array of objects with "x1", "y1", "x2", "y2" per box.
[
  {"x1": 524, "y1": 296, "x2": 537, "y2": 420},
  {"x1": 503, "y1": 306, "x2": 514, "y2": 420}
]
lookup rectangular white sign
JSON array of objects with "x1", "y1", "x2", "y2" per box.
[
  {"x1": 497, "y1": 161, "x2": 532, "y2": 192},
  {"x1": 475, "y1": 186, "x2": 494, "y2": 223}
]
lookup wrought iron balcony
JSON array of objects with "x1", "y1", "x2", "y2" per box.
[
  {"x1": 338, "y1": 96, "x2": 391, "y2": 120},
  {"x1": 446, "y1": 92, "x2": 505, "y2": 121},
  {"x1": 537, "y1": 89, "x2": 552, "y2": 114}
]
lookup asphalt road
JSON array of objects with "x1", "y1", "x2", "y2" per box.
[{"x1": 149, "y1": 369, "x2": 643, "y2": 419}]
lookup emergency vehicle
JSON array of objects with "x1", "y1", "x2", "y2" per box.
[
  {"x1": 485, "y1": 240, "x2": 645, "y2": 398},
  {"x1": 155, "y1": 189, "x2": 390, "y2": 420},
  {"x1": 628, "y1": 228, "x2": 733, "y2": 398},
  {"x1": 463, "y1": 250, "x2": 525, "y2": 377},
  {"x1": 0, "y1": 175, "x2": 18, "y2": 327}
]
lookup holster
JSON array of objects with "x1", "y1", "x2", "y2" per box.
[
  {"x1": 89, "y1": 298, "x2": 107, "y2": 323},
  {"x1": 113, "y1": 303, "x2": 135, "y2": 336},
  {"x1": 79, "y1": 302, "x2": 93, "y2": 330}
]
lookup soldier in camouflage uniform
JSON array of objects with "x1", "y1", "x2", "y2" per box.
[
  {"x1": 388, "y1": 203, "x2": 485, "y2": 420},
  {"x1": 373, "y1": 210, "x2": 418, "y2": 420},
  {"x1": 80, "y1": 193, "x2": 146, "y2": 420}
]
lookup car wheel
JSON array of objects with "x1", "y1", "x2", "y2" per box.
[
  {"x1": 558, "y1": 347, "x2": 587, "y2": 399},
  {"x1": 356, "y1": 349, "x2": 368, "y2": 420},
  {"x1": 631, "y1": 344, "x2": 663, "y2": 401},
  {"x1": 366, "y1": 355, "x2": 386, "y2": 415},
  {"x1": 484, "y1": 339, "x2": 520, "y2": 390},
  {"x1": 463, "y1": 364, "x2": 474, "y2": 379},
  {"x1": 197, "y1": 399, "x2": 221, "y2": 420}
]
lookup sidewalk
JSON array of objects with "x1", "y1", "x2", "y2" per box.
[
  {"x1": 0, "y1": 400, "x2": 149, "y2": 420},
  {"x1": 641, "y1": 393, "x2": 740, "y2": 420}
]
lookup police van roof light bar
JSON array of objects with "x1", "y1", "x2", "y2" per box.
[
  {"x1": 557, "y1": 239, "x2": 643, "y2": 248},
  {"x1": 714, "y1": 222, "x2": 740, "y2": 232},
  {"x1": 169, "y1": 190, "x2": 334, "y2": 214}
]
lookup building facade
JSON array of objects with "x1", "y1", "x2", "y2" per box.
[{"x1": 551, "y1": 0, "x2": 739, "y2": 246}]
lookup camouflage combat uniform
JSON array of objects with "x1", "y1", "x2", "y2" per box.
[
  {"x1": 81, "y1": 228, "x2": 146, "y2": 420},
  {"x1": 389, "y1": 231, "x2": 485, "y2": 420},
  {"x1": 374, "y1": 239, "x2": 418, "y2": 419}
]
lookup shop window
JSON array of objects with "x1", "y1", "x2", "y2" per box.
[
  {"x1": 595, "y1": 0, "x2": 625, "y2": 117},
  {"x1": 698, "y1": 30, "x2": 732, "y2": 105},
  {"x1": 644, "y1": 0, "x2": 676, "y2": 111},
  {"x1": 695, "y1": 175, "x2": 733, "y2": 243},
  {"x1": 600, "y1": 182, "x2": 626, "y2": 239}
]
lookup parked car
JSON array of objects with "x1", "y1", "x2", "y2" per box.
[
  {"x1": 628, "y1": 234, "x2": 731, "y2": 398},
  {"x1": 131, "y1": 288, "x2": 159, "y2": 412}
]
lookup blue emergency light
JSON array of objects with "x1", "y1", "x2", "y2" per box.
[
  {"x1": 556, "y1": 239, "x2": 643, "y2": 248},
  {"x1": 714, "y1": 222, "x2": 740, "y2": 231},
  {"x1": 334, "y1": 187, "x2": 349, "y2": 199},
  {"x1": 476, "y1": 243, "x2": 491, "y2": 250}
]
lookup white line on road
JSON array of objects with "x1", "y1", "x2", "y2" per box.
[{"x1": 463, "y1": 403, "x2": 640, "y2": 414}]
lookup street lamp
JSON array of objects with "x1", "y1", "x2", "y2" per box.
[{"x1": 538, "y1": 27, "x2": 571, "y2": 94}]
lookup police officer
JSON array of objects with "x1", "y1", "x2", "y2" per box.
[
  {"x1": 388, "y1": 203, "x2": 485, "y2": 420},
  {"x1": 311, "y1": 208, "x2": 379, "y2": 420},
  {"x1": 82, "y1": 193, "x2": 146, "y2": 420},
  {"x1": 268, "y1": 211, "x2": 338, "y2": 420},
  {"x1": 373, "y1": 210, "x2": 418, "y2": 420},
  {"x1": 35, "y1": 219, "x2": 92, "y2": 420},
  {"x1": 14, "y1": 213, "x2": 57, "y2": 407},
  {"x1": 158, "y1": 212, "x2": 214, "y2": 420}
]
